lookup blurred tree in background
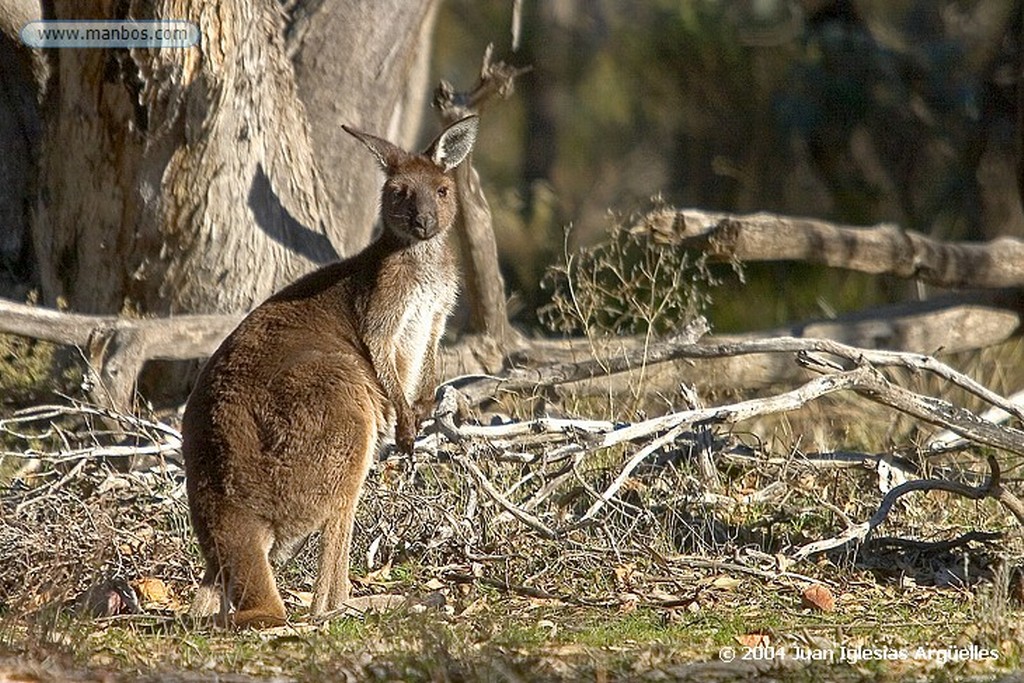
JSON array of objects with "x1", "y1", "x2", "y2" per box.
[{"x1": 433, "y1": 0, "x2": 1022, "y2": 333}]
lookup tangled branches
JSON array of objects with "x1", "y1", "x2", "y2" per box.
[{"x1": 2, "y1": 334, "x2": 1022, "y2": 618}]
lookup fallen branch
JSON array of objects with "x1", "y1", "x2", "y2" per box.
[
  {"x1": 927, "y1": 389, "x2": 1024, "y2": 450},
  {"x1": 637, "y1": 208, "x2": 1024, "y2": 289},
  {"x1": 798, "y1": 355, "x2": 1024, "y2": 456},
  {"x1": 652, "y1": 551, "x2": 834, "y2": 588},
  {"x1": 793, "y1": 456, "x2": 1024, "y2": 559},
  {"x1": 457, "y1": 333, "x2": 1024, "y2": 427},
  {"x1": 0, "y1": 298, "x2": 241, "y2": 411},
  {"x1": 4, "y1": 346, "x2": 1022, "y2": 617},
  {"x1": 2, "y1": 286, "x2": 1020, "y2": 411},
  {"x1": 867, "y1": 530, "x2": 1003, "y2": 554},
  {"x1": 435, "y1": 342, "x2": 1024, "y2": 544}
]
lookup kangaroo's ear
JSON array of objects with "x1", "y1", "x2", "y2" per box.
[
  {"x1": 343, "y1": 125, "x2": 408, "y2": 172},
  {"x1": 426, "y1": 116, "x2": 478, "y2": 172}
]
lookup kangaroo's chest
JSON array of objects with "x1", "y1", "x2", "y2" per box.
[{"x1": 395, "y1": 276, "x2": 456, "y2": 399}]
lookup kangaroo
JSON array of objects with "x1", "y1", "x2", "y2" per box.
[{"x1": 182, "y1": 116, "x2": 478, "y2": 627}]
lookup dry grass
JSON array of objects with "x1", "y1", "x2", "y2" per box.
[{"x1": 1, "y1": 380, "x2": 1023, "y2": 680}]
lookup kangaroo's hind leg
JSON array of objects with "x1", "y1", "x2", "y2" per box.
[
  {"x1": 213, "y1": 507, "x2": 287, "y2": 628},
  {"x1": 311, "y1": 429, "x2": 377, "y2": 616}
]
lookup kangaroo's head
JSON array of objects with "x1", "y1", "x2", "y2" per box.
[{"x1": 343, "y1": 116, "x2": 478, "y2": 243}]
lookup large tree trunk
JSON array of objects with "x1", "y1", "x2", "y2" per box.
[
  {"x1": 29, "y1": 0, "x2": 437, "y2": 316},
  {"x1": 287, "y1": 0, "x2": 441, "y2": 250},
  {"x1": 0, "y1": 0, "x2": 45, "y2": 298}
]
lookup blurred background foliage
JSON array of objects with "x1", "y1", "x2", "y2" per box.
[{"x1": 432, "y1": 0, "x2": 1023, "y2": 334}]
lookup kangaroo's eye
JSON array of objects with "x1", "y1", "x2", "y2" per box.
[{"x1": 437, "y1": 186, "x2": 449, "y2": 198}]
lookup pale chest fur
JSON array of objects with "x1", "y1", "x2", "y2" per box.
[{"x1": 395, "y1": 275, "x2": 457, "y2": 401}]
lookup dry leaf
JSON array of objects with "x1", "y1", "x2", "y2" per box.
[
  {"x1": 711, "y1": 575, "x2": 742, "y2": 590},
  {"x1": 423, "y1": 577, "x2": 445, "y2": 591},
  {"x1": 337, "y1": 594, "x2": 405, "y2": 615},
  {"x1": 613, "y1": 563, "x2": 636, "y2": 587},
  {"x1": 363, "y1": 561, "x2": 393, "y2": 584},
  {"x1": 133, "y1": 577, "x2": 170, "y2": 606},
  {"x1": 802, "y1": 584, "x2": 836, "y2": 612},
  {"x1": 736, "y1": 633, "x2": 770, "y2": 648}
]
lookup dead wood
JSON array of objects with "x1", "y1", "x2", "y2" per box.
[
  {"x1": 2, "y1": 286, "x2": 1020, "y2": 412},
  {"x1": 637, "y1": 208, "x2": 1024, "y2": 289},
  {"x1": 511, "y1": 289, "x2": 1022, "y2": 397},
  {"x1": 799, "y1": 354, "x2": 1024, "y2": 455},
  {"x1": 434, "y1": 45, "x2": 530, "y2": 343},
  {"x1": 929, "y1": 389, "x2": 1024, "y2": 450},
  {"x1": 4, "y1": 335, "x2": 1023, "y2": 615},
  {"x1": 0, "y1": 298, "x2": 241, "y2": 411},
  {"x1": 456, "y1": 325, "x2": 1024, "y2": 427},
  {"x1": 426, "y1": 339, "x2": 1024, "y2": 551},
  {"x1": 794, "y1": 456, "x2": 1024, "y2": 559}
]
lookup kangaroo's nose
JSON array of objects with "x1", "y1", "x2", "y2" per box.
[{"x1": 413, "y1": 214, "x2": 438, "y2": 238}]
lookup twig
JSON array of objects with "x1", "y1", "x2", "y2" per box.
[
  {"x1": 2, "y1": 442, "x2": 180, "y2": 462},
  {"x1": 2, "y1": 401, "x2": 183, "y2": 444},
  {"x1": 455, "y1": 454, "x2": 559, "y2": 539},
  {"x1": 793, "y1": 455, "x2": 1021, "y2": 559},
  {"x1": 601, "y1": 367, "x2": 869, "y2": 447},
  {"x1": 13, "y1": 457, "x2": 88, "y2": 513},
  {"x1": 578, "y1": 424, "x2": 688, "y2": 523}
]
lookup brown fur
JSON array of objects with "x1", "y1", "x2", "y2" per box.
[{"x1": 182, "y1": 117, "x2": 478, "y2": 627}]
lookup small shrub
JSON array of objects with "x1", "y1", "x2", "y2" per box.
[{"x1": 538, "y1": 206, "x2": 720, "y2": 338}]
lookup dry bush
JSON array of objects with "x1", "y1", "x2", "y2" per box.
[
  {"x1": 0, "y1": 405, "x2": 194, "y2": 622},
  {"x1": 2, "y1": 392, "x2": 1021, "y2": 629},
  {"x1": 538, "y1": 207, "x2": 725, "y2": 339}
]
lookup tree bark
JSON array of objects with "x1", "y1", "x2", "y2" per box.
[
  {"x1": 287, "y1": 0, "x2": 441, "y2": 252},
  {"x1": 29, "y1": 0, "x2": 438, "y2": 316},
  {"x1": 638, "y1": 208, "x2": 1024, "y2": 289},
  {"x1": 0, "y1": 0, "x2": 45, "y2": 296}
]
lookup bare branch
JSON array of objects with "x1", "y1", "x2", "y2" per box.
[
  {"x1": 433, "y1": 46, "x2": 530, "y2": 342},
  {"x1": 578, "y1": 423, "x2": 688, "y2": 523},
  {"x1": 457, "y1": 332, "x2": 1024, "y2": 429},
  {"x1": 454, "y1": 453, "x2": 560, "y2": 539},
  {"x1": 928, "y1": 389, "x2": 1024, "y2": 450},
  {"x1": 793, "y1": 455, "x2": 1022, "y2": 559},
  {"x1": 638, "y1": 208, "x2": 1024, "y2": 289},
  {"x1": 810, "y1": 359, "x2": 1024, "y2": 456}
]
